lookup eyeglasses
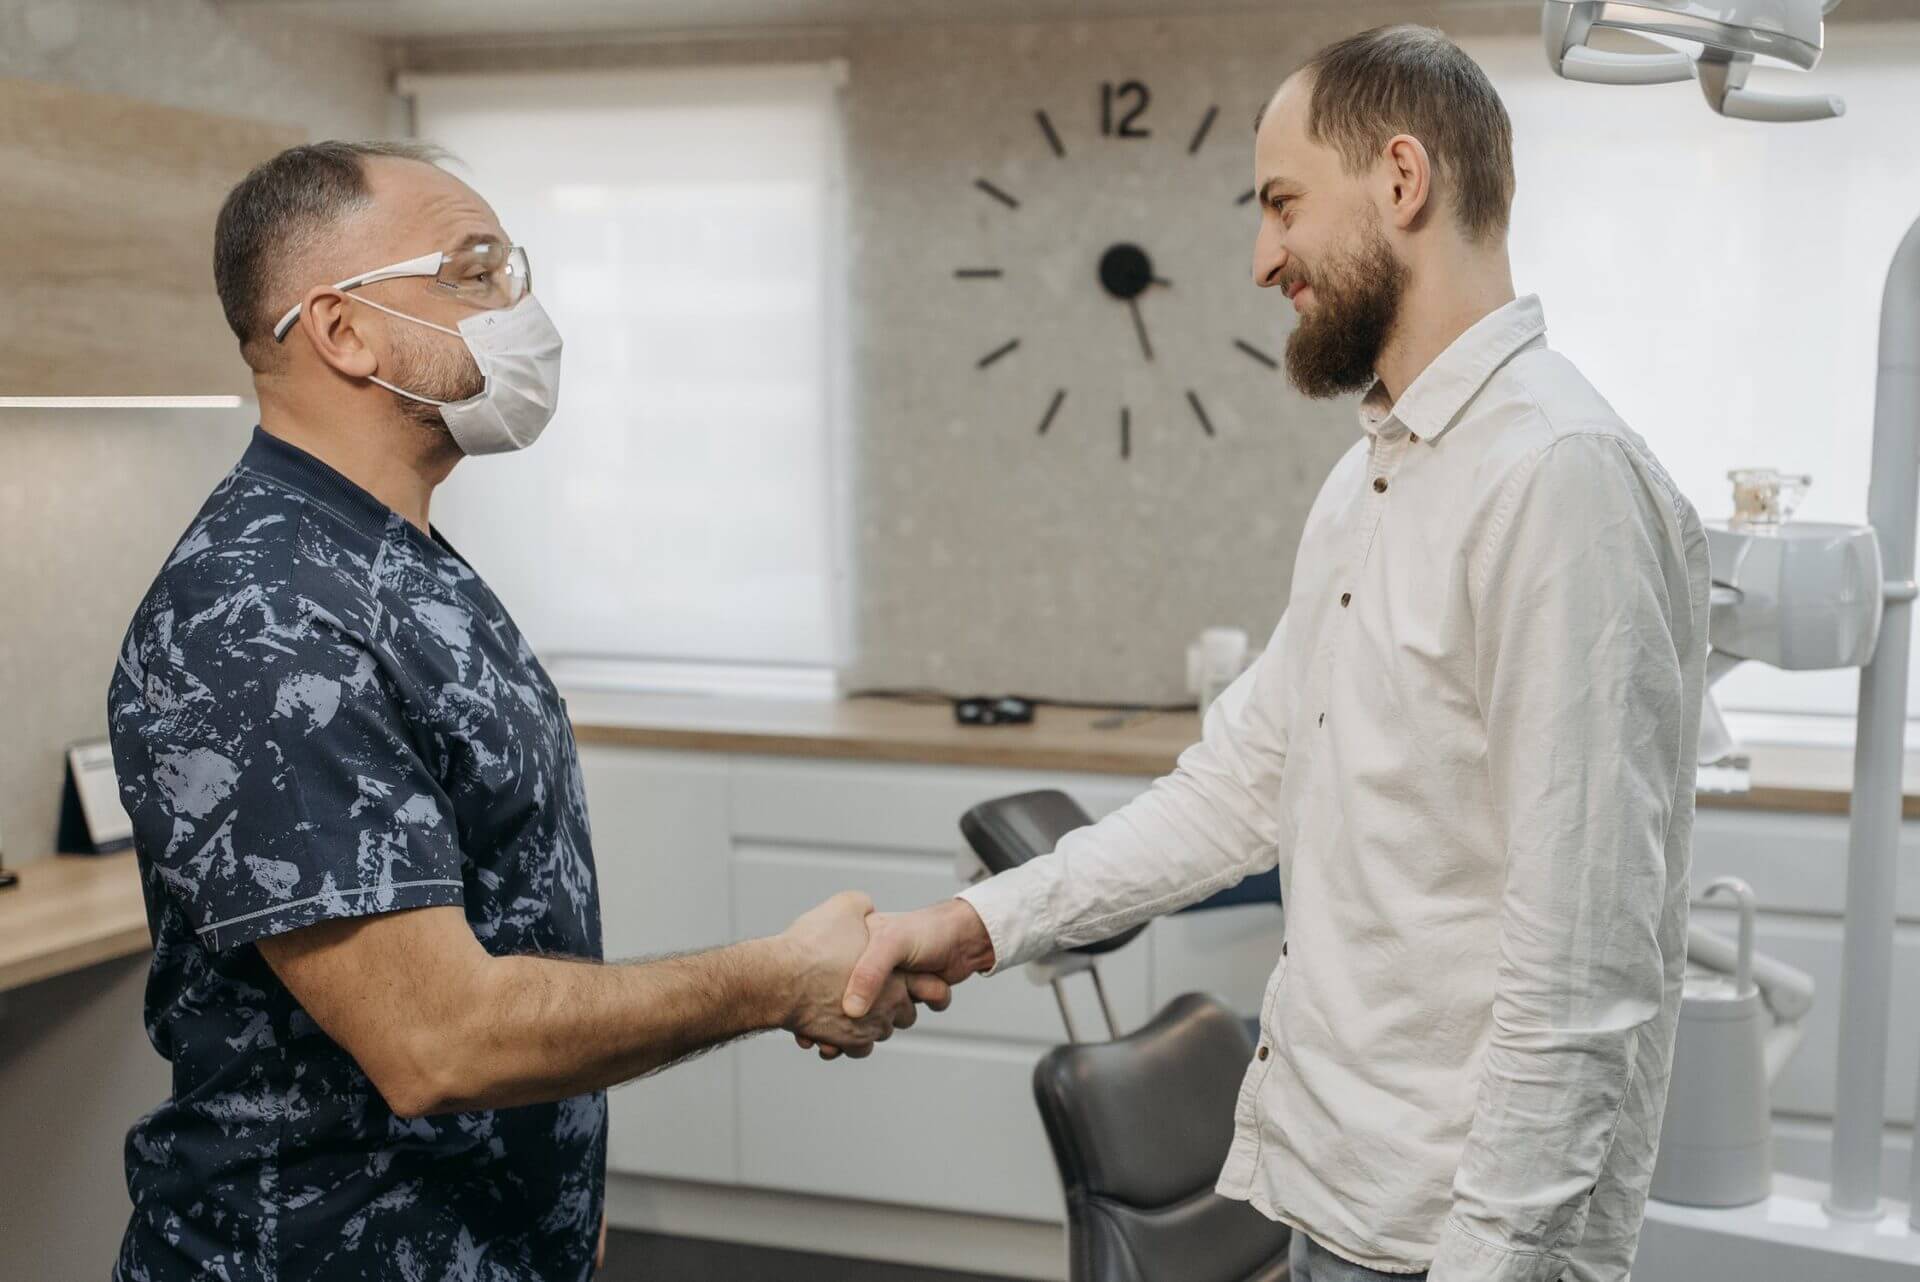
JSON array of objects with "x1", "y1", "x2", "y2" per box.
[{"x1": 272, "y1": 241, "x2": 532, "y2": 342}]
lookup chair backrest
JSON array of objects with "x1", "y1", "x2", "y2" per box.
[{"x1": 1032, "y1": 992, "x2": 1293, "y2": 1282}]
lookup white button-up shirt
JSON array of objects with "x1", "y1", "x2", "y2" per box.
[{"x1": 960, "y1": 296, "x2": 1709, "y2": 1282}]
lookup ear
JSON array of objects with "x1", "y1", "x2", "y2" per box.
[
  {"x1": 1379, "y1": 133, "x2": 1433, "y2": 232},
  {"x1": 295, "y1": 288, "x2": 379, "y2": 379}
]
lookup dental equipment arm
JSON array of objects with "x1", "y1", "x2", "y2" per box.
[
  {"x1": 1544, "y1": 2, "x2": 1697, "y2": 83},
  {"x1": 1697, "y1": 50, "x2": 1845, "y2": 122},
  {"x1": 1543, "y1": 0, "x2": 1846, "y2": 120}
]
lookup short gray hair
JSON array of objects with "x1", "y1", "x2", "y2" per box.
[{"x1": 214, "y1": 139, "x2": 450, "y2": 368}]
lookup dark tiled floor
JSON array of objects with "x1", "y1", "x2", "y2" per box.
[{"x1": 599, "y1": 1229, "x2": 1022, "y2": 1282}]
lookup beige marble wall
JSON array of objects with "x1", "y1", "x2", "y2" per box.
[
  {"x1": 0, "y1": 0, "x2": 391, "y2": 861},
  {"x1": 844, "y1": 10, "x2": 1424, "y2": 704}
]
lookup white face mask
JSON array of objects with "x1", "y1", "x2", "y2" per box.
[{"x1": 357, "y1": 294, "x2": 564, "y2": 455}]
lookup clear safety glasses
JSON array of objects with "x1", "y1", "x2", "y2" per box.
[{"x1": 271, "y1": 241, "x2": 532, "y2": 342}]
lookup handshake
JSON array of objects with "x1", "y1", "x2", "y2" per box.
[{"x1": 770, "y1": 891, "x2": 998, "y2": 1060}]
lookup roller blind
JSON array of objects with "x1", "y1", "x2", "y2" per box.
[{"x1": 404, "y1": 63, "x2": 849, "y2": 691}]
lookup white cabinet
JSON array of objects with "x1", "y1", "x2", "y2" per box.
[
  {"x1": 579, "y1": 747, "x2": 738, "y2": 1186},
  {"x1": 577, "y1": 745, "x2": 1285, "y2": 1223}
]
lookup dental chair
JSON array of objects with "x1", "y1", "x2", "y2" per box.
[{"x1": 961, "y1": 791, "x2": 1293, "y2": 1282}]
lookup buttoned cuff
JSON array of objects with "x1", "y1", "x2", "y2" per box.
[
  {"x1": 1428, "y1": 1219, "x2": 1569, "y2": 1282},
  {"x1": 955, "y1": 869, "x2": 1052, "y2": 975}
]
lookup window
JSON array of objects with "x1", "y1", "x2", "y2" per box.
[
  {"x1": 1465, "y1": 23, "x2": 1920, "y2": 744},
  {"x1": 403, "y1": 63, "x2": 849, "y2": 695}
]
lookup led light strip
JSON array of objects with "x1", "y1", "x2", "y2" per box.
[{"x1": 0, "y1": 395, "x2": 244, "y2": 409}]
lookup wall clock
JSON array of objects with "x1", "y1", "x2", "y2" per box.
[{"x1": 954, "y1": 80, "x2": 1279, "y2": 462}]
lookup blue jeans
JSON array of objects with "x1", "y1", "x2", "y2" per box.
[{"x1": 1288, "y1": 1232, "x2": 1428, "y2": 1282}]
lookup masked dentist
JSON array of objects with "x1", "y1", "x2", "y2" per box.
[
  {"x1": 837, "y1": 26, "x2": 1709, "y2": 1282},
  {"x1": 107, "y1": 141, "x2": 944, "y2": 1282}
]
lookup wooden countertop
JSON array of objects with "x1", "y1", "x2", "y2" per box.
[
  {"x1": 568, "y1": 691, "x2": 1201, "y2": 777},
  {"x1": 566, "y1": 691, "x2": 1912, "y2": 817},
  {"x1": 0, "y1": 852, "x2": 149, "y2": 995}
]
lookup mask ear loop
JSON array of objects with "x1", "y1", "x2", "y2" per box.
[
  {"x1": 354, "y1": 295, "x2": 488, "y2": 408},
  {"x1": 355, "y1": 293, "x2": 465, "y2": 339}
]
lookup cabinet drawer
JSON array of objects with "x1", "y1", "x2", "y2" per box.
[
  {"x1": 1691, "y1": 808, "x2": 1920, "y2": 922},
  {"x1": 607, "y1": 1047, "x2": 739, "y2": 1184},
  {"x1": 736, "y1": 1034, "x2": 1065, "y2": 1223},
  {"x1": 578, "y1": 747, "x2": 732, "y2": 960},
  {"x1": 731, "y1": 843, "x2": 1153, "y2": 1043},
  {"x1": 730, "y1": 758, "x2": 1150, "y2": 853}
]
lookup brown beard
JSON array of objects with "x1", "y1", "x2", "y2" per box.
[
  {"x1": 1284, "y1": 216, "x2": 1409, "y2": 400},
  {"x1": 382, "y1": 319, "x2": 486, "y2": 435}
]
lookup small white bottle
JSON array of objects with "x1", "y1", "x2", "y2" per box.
[{"x1": 1187, "y1": 626, "x2": 1250, "y2": 719}]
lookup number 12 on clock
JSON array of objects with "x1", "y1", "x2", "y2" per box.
[{"x1": 1101, "y1": 81, "x2": 1151, "y2": 138}]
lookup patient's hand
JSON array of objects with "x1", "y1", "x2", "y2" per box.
[
  {"x1": 792, "y1": 899, "x2": 996, "y2": 1059},
  {"x1": 779, "y1": 892, "x2": 953, "y2": 1061}
]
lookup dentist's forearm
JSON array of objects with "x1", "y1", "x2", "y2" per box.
[
  {"x1": 443, "y1": 938, "x2": 799, "y2": 1110},
  {"x1": 261, "y1": 904, "x2": 800, "y2": 1116}
]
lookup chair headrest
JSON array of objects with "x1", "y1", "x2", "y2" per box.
[{"x1": 960, "y1": 790, "x2": 1145, "y2": 957}]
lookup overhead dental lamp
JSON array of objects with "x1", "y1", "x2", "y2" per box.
[{"x1": 1543, "y1": 0, "x2": 1847, "y2": 120}]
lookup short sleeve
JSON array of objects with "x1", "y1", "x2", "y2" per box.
[{"x1": 112, "y1": 586, "x2": 466, "y2": 952}]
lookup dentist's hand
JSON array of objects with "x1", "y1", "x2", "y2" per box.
[
  {"x1": 776, "y1": 892, "x2": 952, "y2": 1059},
  {"x1": 841, "y1": 898, "x2": 997, "y2": 1020}
]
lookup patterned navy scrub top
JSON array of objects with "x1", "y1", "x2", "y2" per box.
[{"x1": 107, "y1": 427, "x2": 606, "y2": 1282}]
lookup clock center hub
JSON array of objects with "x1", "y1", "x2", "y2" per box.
[{"x1": 1098, "y1": 243, "x2": 1154, "y2": 301}]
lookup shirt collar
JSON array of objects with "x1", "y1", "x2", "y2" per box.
[
  {"x1": 239, "y1": 425, "x2": 400, "y2": 542},
  {"x1": 1356, "y1": 294, "x2": 1546, "y2": 446}
]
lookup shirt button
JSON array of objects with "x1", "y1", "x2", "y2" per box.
[
  {"x1": 1317, "y1": 712, "x2": 1325, "y2": 726},
  {"x1": 1373, "y1": 477, "x2": 1388, "y2": 493},
  {"x1": 1340, "y1": 592, "x2": 1351, "y2": 607},
  {"x1": 1281, "y1": 941, "x2": 1289, "y2": 956},
  {"x1": 1409, "y1": 432, "x2": 1420, "y2": 444},
  {"x1": 1257, "y1": 1046, "x2": 1270, "y2": 1061}
]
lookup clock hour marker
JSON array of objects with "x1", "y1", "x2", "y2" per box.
[
  {"x1": 953, "y1": 268, "x2": 1004, "y2": 279},
  {"x1": 977, "y1": 338, "x2": 1021, "y2": 370},
  {"x1": 974, "y1": 178, "x2": 1020, "y2": 210},
  {"x1": 1120, "y1": 407, "x2": 1132, "y2": 461},
  {"x1": 1234, "y1": 338, "x2": 1279, "y2": 370},
  {"x1": 1037, "y1": 388, "x2": 1066, "y2": 435},
  {"x1": 1187, "y1": 390, "x2": 1216, "y2": 437},
  {"x1": 1188, "y1": 105, "x2": 1219, "y2": 155},
  {"x1": 1035, "y1": 110, "x2": 1066, "y2": 159},
  {"x1": 1236, "y1": 187, "x2": 1257, "y2": 206}
]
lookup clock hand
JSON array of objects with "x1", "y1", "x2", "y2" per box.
[{"x1": 1127, "y1": 297, "x2": 1154, "y2": 362}]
